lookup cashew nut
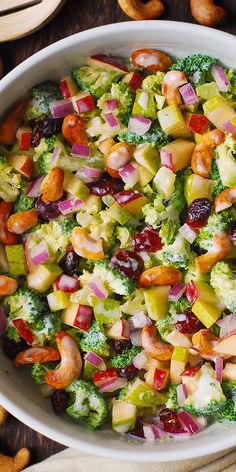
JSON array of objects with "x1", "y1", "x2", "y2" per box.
[
  {"x1": 0, "y1": 448, "x2": 30, "y2": 472},
  {"x1": 142, "y1": 325, "x2": 174, "y2": 360},
  {"x1": 196, "y1": 231, "x2": 231, "y2": 274},
  {"x1": 118, "y1": 0, "x2": 164, "y2": 20},
  {"x1": 190, "y1": 0, "x2": 227, "y2": 27},
  {"x1": 45, "y1": 331, "x2": 82, "y2": 389},
  {"x1": 0, "y1": 406, "x2": 8, "y2": 426},
  {"x1": 191, "y1": 129, "x2": 225, "y2": 178},
  {"x1": 139, "y1": 265, "x2": 182, "y2": 287},
  {"x1": 14, "y1": 346, "x2": 61, "y2": 367},
  {"x1": 162, "y1": 71, "x2": 187, "y2": 105},
  {"x1": 131, "y1": 48, "x2": 172, "y2": 73},
  {"x1": 215, "y1": 188, "x2": 236, "y2": 213}
]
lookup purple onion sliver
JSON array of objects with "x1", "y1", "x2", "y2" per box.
[
  {"x1": 215, "y1": 356, "x2": 223, "y2": 382},
  {"x1": 50, "y1": 100, "x2": 74, "y2": 119},
  {"x1": 130, "y1": 329, "x2": 142, "y2": 346},
  {"x1": 51, "y1": 145, "x2": 61, "y2": 164},
  {"x1": 169, "y1": 283, "x2": 186, "y2": 302},
  {"x1": 26, "y1": 175, "x2": 44, "y2": 197},
  {"x1": 85, "y1": 351, "x2": 105, "y2": 369},
  {"x1": 176, "y1": 384, "x2": 188, "y2": 407},
  {"x1": 105, "y1": 99, "x2": 118, "y2": 111},
  {"x1": 178, "y1": 411, "x2": 201, "y2": 435},
  {"x1": 212, "y1": 64, "x2": 230, "y2": 92},
  {"x1": 71, "y1": 144, "x2": 90, "y2": 158},
  {"x1": 105, "y1": 113, "x2": 119, "y2": 128},
  {"x1": 83, "y1": 166, "x2": 102, "y2": 179},
  {"x1": 30, "y1": 241, "x2": 50, "y2": 266},
  {"x1": 179, "y1": 83, "x2": 199, "y2": 105},
  {"x1": 88, "y1": 280, "x2": 108, "y2": 300},
  {"x1": 58, "y1": 198, "x2": 83, "y2": 215},
  {"x1": 128, "y1": 115, "x2": 151, "y2": 135},
  {"x1": 223, "y1": 120, "x2": 236, "y2": 139}
]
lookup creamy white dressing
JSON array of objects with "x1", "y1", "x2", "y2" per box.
[{"x1": 188, "y1": 364, "x2": 224, "y2": 409}]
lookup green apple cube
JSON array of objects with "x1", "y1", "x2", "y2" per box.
[
  {"x1": 62, "y1": 303, "x2": 79, "y2": 327},
  {"x1": 125, "y1": 379, "x2": 167, "y2": 407},
  {"x1": 27, "y1": 264, "x2": 62, "y2": 293},
  {"x1": 63, "y1": 171, "x2": 90, "y2": 200},
  {"x1": 132, "y1": 89, "x2": 157, "y2": 119},
  {"x1": 153, "y1": 167, "x2": 176, "y2": 200},
  {"x1": 161, "y1": 139, "x2": 195, "y2": 172},
  {"x1": 47, "y1": 290, "x2": 70, "y2": 311},
  {"x1": 83, "y1": 194, "x2": 102, "y2": 213},
  {"x1": 5, "y1": 244, "x2": 26, "y2": 276},
  {"x1": 136, "y1": 164, "x2": 154, "y2": 187},
  {"x1": 157, "y1": 105, "x2": 191, "y2": 139},
  {"x1": 92, "y1": 298, "x2": 121, "y2": 324},
  {"x1": 144, "y1": 286, "x2": 170, "y2": 320},
  {"x1": 184, "y1": 174, "x2": 215, "y2": 205},
  {"x1": 155, "y1": 94, "x2": 166, "y2": 110},
  {"x1": 112, "y1": 400, "x2": 137, "y2": 433},
  {"x1": 172, "y1": 346, "x2": 188, "y2": 363},
  {"x1": 217, "y1": 143, "x2": 236, "y2": 187},
  {"x1": 196, "y1": 82, "x2": 220, "y2": 100},
  {"x1": 134, "y1": 144, "x2": 159, "y2": 174},
  {"x1": 192, "y1": 299, "x2": 222, "y2": 328},
  {"x1": 107, "y1": 203, "x2": 132, "y2": 225},
  {"x1": 203, "y1": 96, "x2": 235, "y2": 130}
]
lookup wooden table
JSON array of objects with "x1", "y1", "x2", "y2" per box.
[{"x1": 1, "y1": 0, "x2": 236, "y2": 466}]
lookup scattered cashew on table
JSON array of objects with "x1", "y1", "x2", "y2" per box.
[
  {"x1": 118, "y1": 0, "x2": 227, "y2": 27},
  {"x1": 0, "y1": 406, "x2": 31, "y2": 471}
]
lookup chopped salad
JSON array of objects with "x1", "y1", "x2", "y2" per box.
[{"x1": 1, "y1": 48, "x2": 236, "y2": 440}]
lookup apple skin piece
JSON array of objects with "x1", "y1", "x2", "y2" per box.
[
  {"x1": 192, "y1": 299, "x2": 223, "y2": 329},
  {"x1": 170, "y1": 346, "x2": 188, "y2": 383},
  {"x1": 88, "y1": 55, "x2": 128, "y2": 73},
  {"x1": 62, "y1": 303, "x2": 92, "y2": 332},
  {"x1": 112, "y1": 400, "x2": 137, "y2": 433},
  {"x1": 71, "y1": 92, "x2": 95, "y2": 114},
  {"x1": 114, "y1": 190, "x2": 148, "y2": 218},
  {"x1": 8, "y1": 154, "x2": 34, "y2": 179},
  {"x1": 106, "y1": 319, "x2": 130, "y2": 340},
  {"x1": 136, "y1": 164, "x2": 154, "y2": 187},
  {"x1": 187, "y1": 114, "x2": 209, "y2": 135},
  {"x1": 222, "y1": 363, "x2": 236, "y2": 382},
  {"x1": 133, "y1": 144, "x2": 159, "y2": 174},
  {"x1": 122, "y1": 71, "x2": 143, "y2": 92},
  {"x1": 12, "y1": 319, "x2": 34, "y2": 345},
  {"x1": 203, "y1": 96, "x2": 235, "y2": 131},
  {"x1": 145, "y1": 366, "x2": 170, "y2": 391},
  {"x1": 213, "y1": 331, "x2": 236, "y2": 356},
  {"x1": 144, "y1": 286, "x2": 170, "y2": 320},
  {"x1": 16, "y1": 126, "x2": 32, "y2": 151},
  {"x1": 124, "y1": 378, "x2": 167, "y2": 407},
  {"x1": 184, "y1": 173, "x2": 214, "y2": 205},
  {"x1": 63, "y1": 171, "x2": 90, "y2": 201},
  {"x1": 60, "y1": 75, "x2": 78, "y2": 99},
  {"x1": 160, "y1": 139, "x2": 195, "y2": 173},
  {"x1": 106, "y1": 202, "x2": 132, "y2": 225}
]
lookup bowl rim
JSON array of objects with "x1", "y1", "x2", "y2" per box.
[{"x1": 1, "y1": 20, "x2": 236, "y2": 462}]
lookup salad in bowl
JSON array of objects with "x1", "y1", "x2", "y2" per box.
[{"x1": 1, "y1": 46, "x2": 236, "y2": 442}]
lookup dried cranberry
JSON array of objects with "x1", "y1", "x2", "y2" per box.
[
  {"x1": 132, "y1": 228, "x2": 162, "y2": 253},
  {"x1": 119, "y1": 364, "x2": 138, "y2": 380},
  {"x1": 59, "y1": 246, "x2": 80, "y2": 275},
  {"x1": 51, "y1": 390, "x2": 70, "y2": 414},
  {"x1": 31, "y1": 118, "x2": 62, "y2": 147},
  {"x1": 110, "y1": 250, "x2": 144, "y2": 280},
  {"x1": 2, "y1": 336, "x2": 28, "y2": 360},
  {"x1": 35, "y1": 196, "x2": 62, "y2": 221},
  {"x1": 88, "y1": 178, "x2": 124, "y2": 196},
  {"x1": 159, "y1": 408, "x2": 185, "y2": 434},
  {"x1": 175, "y1": 311, "x2": 203, "y2": 334},
  {"x1": 114, "y1": 339, "x2": 132, "y2": 353},
  {"x1": 129, "y1": 421, "x2": 145, "y2": 438},
  {"x1": 186, "y1": 198, "x2": 211, "y2": 229},
  {"x1": 230, "y1": 222, "x2": 236, "y2": 241}
]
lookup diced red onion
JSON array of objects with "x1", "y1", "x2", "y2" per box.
[
  {"x1": 105, "y1": 99, "x2": 118, "y2": 111},
  {"x1": 212, "y1": 64, "x2": 230, "y2": 92},
  {"x1": 178, "y1": 411, "x2": 201, "y2": 434},
  {"x1": 186, "y1": 280, "x2": 199, "y2": 305},
  {"x1": 0, "y1": 307, "x2": 7, "y2": 335},
  {"x1": 30, "y1": 241, "x2": 50, "y2": 265},
  {"x1": 130, "y1": 329, "x2": 142, "y2": 346},
  {"x1": 50, "y1": 100, "x2": 73, "y2": 118},
  {"x1": 105, "y1": 113, "x2": 119, "y2": 128},
  {"x1": 160, "y1": 149, "x2": 172, "y2": 169},
  {"x1": 57, "y1": 274, "x2": 80, "y2": 292},
  {"x1": 88, "y1": 279, "x2": 108, "y2": 300},
  {"x1": 26, "y1": 175, "x2": 44, "y2": 197},
  {"x1": 152, "y1": 424, "x2": 166, "y2": 440},
  {"x1": 85, "y1": 351, "x2": 106, "y2": 370},
  {"x1": 223, "y1": 120, "x2": 236, "y2": 139},
  {"x1": 176, "y1": 384, "x2": 188, "y2": 407},
  {"x1": 217, "y1": 316, "x2": 236, "y2": 337},
  {"x1": 169, "y1": 283, "x2": 186, "y2": 302},
  {"x1": 83, "y1": 166, "x2": 102, "y2": 179},
  {"x1": 58, "y1": 198, "x2": 83, "y2": 215},
  {"x1": 215, "y1": 357, "x2": 223, "y2": 382},
  {"x1": 179, "y1": 83, "x2": 199, "y2": 105},
  {"x1": 129, "y1": 311, "x2": 151, "y2": 330},
  {"x1": 132, "y1": 350, "x2": 148, "y2": 369},
  {"x1": 71, "y1": 144, "x2": 90, "y2": 158},
  {"x1": 119, "y1": 163, "x2": 139, "y2": 187},
  {"x1": 128, "y1": 115, "x2": 151, "y2": 135},
  {"x1": 98, "y1": 377, "x2": 127, "y2": 393},
  {"x1": 51, "y1": 145, "x2": 61, "y2": 165},
  {"x1": 179, "y1": 223, "x2": 198, "y2": 244}
]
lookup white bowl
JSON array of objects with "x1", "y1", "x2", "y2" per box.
[{"x1": 1, "y1": 21, "x2": 236, "y2": 462}]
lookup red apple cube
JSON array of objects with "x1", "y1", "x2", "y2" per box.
[
  {"x1": 186, "y1": 280, "x2": 199, "y2": 305},
  {"x1": 56, "y1": 274, "x2": 80, "y2": 293},
  {"x1": 72, "y1": 93, "x2": 95, "y2": 114},
  {"x1": 12, "y1": 319, "x2": 34, "y2": 345},
  {"x1": 187, "y1": 114, "x2": 209, "y2": 135},
  {"x1": 93, "y1": 368, "x2": 118, "y2": 388},
  {"x1": 62, "y1": 303, "x2": 92, "y2": 332},
  {"x1": 88, "y1": 54, "x2": 128, "y2": 73},
  {"x1": 60, "y1": 75, "x2": 78, "y2": 99},
  {"x1": 106, "y1": 319, "x2": 130, "y2": 340},
  {"x1": 123, "y1": 71, "x2": 143, "y2": 91},
  {"x1": 8, "y1": 154, "x2": 34, "y2": 179},
  {"x1": 16, "y1": 127, "x2": 32, "y2": 151},
  {"x1": 153, "y1": 368, "x2": 170, "y2": 391},
  {"x1": 181, "y1": 365, "x2": 201, "y2": 377},
  {"x1": 114, "y1": 190, "x2": 148, "y2": 218}
]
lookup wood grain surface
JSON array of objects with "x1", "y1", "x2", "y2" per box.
[{"x1": 0, "y1": 0, "x2": 236, "y2": 466}]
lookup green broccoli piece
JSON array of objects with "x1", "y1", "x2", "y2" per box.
[
  {"x1": 209, "y1": 159, "x2": 226, "y2": 198},
  {"x1": 60, "y1": 218, "x2": 78, "y2": 237},
  {"x1": 161, "y1": 234, "x2": 191, "y2": 269},
  {"x1": 118, "y1": 121, "x2": 170, "y2": 149},
  {"x1": 215, "y1": 381, "x2": 236, "y2": 421},
  {"x1": 169, "y1": 296, "x2": 191, "y2": 316},
  {"x1": 31, "y1": 362, "x2": 57, "y2": 384},
  {"x1": 142, "y1": 72, "x2": 165, "y2": 93},
  {"x1": 79, "y1": 320, "x2": 110, "y2": 357},
  {"x1": 80, "y1": 260, "x2": 135, "y2": 297},
  {"x1": 14, "y1": 180, "x2": 35, "y2": 212},
  {"x1": 110, "y1": 347, "x2": 141, "y2": 369},
  {"x1": 170, "y1": 168, "x2": 192, "y2": 213},
  {"x1": 183, "y1": 364, "x2": 226, "y2": 416},
  {"x1": 37, "y1": 151, "x2": 53, "y2": 174},
  {"x1": 166, "y1": 384, "x2": 179, "y2": 410},
  {"x1": 159, "y1": 218, "x2": 180, "y2": 245},
  {"x1": 72, "y1": 66, "x2": 122, "y2": 99},
  {"x1": 156, "y1": 315, "x2": 174, "y2": 342},
  {"x1": 66, "y1": 379, "x2": 108, "y2": 429},
  {"x1": 195, "y1": 209, "x2": 236, "y2": 251},
  {"x1": 98, "y1": 82, "x2": 134, "y2": 126},
  {"x1": 171, "y1": 54, "x2": 218, "y2": 85},
  {"x1": 210, "y1": 262, "x2": 236, "y2": 312},
  {"x1": 5, "y1": 324, "x2": 20, "y2": 342},
  {"x1": 30, "y1": 221, "x2": 72, "y2": 262},
  {"x1": 6, "y1": 288, "x2": 43, "y2": 324},
  {"x1": 33, "y1": 312, "x2": 61, "y2": 344},
  {"x1": 0, "y1": 156, "x2": 21, "y2": 202},
  {"x1": 24, "y1": 81, "x2": 61, "y2": 121},
  {"x1": 142, "y1": 194, "x2": 167, "y2": 229}
]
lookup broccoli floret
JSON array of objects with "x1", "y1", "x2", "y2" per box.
[
  {"x1": 210, "y1": 262, "x2": 236, "y2": 312},
  {"x1": 142, "y1": 194, "x2": 166, "y2": 229},
  {"x1": 161, "y1": 234, "x2": 191, "y2": 269},
  {"x1": 118, "y1": 121, "x2": 170, "y2": 149},
  {"x1": 60, "y1": 218, "x2": 78, "y2": 237},
  {"x1": 79, "y1": 210, "x2": 117, "y2": 249},
  {"x1": 169, "y1": 296, "x2": 191, "y2": 316},
  {"x1": 6, "y1": 288, "x2": 43, "y2": 324},
  {"x1": 5, "y1": 324, "x2": 20, "y2": 342},
  {"x1": 72, "y1": 66, "x2": 122, "y2": 100},
  {"x1": 156, "y1": 315, "x2": 174, "y2": 342},
  {"x1": 37, "y1": 151, "x2": 52, "y2": 174},
  {"x1": 24, "y1": 81, "x2": 61, "y2": 121},
  {"x1": 29, "y1": 221, "x2": 72, "y2": 262},
  {"x1": 14, "y1": 180, "x2": 35, "y2": 212},
  {"x1": 110, "y1": 347, "x2": 141, "y2": 368},
  {"x1": 184, "y1": 260, "x2": 208, "y2": 284},
  {"x1": 120, "y1": 289, "x2": 146, "y2": 315},
  {"x1": 184, "y1": 364, "x2": 226, "y2": 416},
  {"x1": 142, "y1": 72, "x2": 165, "y2": 93},
  {"x1": 195, "y1": 209, "x2": 236, "y2": 251},
  {"x1": 66, "y1": 379, "x2": 108, "y2": 429},
  {"x1": 79, "y1": 320, "x2": 110, "y2": 357},
  {"x1": 0, "y1": 156, "x2": 21, "y2": 202},
  {"x1": 31, "y1": 362, "x2": 57, "y2": 384},
  {"x1": 209, "y1": 159, "x2": 226, "y2": 198},
  {"x1": 33, "y1": 312, "x2": 61, "y2": 344},
  {"x1": 159, "y1": 218, "x2": 180, "y2": 245},
  {"x1": 215, "y1": 381, "x2": 236, "y2": 422},
  {"x1": 166, "y1": 384, "x2": 179, "y2": 410},
  {"x1": 98, "y1": 82, "x2": 134, "y2": 126},
  {"x1": 156, "y1": 297, "x2": 190, "y2": 341},
  {"x1": 171, "y1": 54, "x2": 217, "y2": 85},
  {"x1": 170, "y1": 168, "x2": 192, "y2": 214}
]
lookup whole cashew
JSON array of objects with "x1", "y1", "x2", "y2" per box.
[
  {"x1": 118, "y1": 0, "x2": 164, "y2": 20},
  {"x1": 142, "y1": 325, "x2": 174, "y2": 360},
  {"x1": 190, "y1": 0, "x2": 227, "y2": 27},
  {"x1": 215, "y1": 188, "x2": 236, "y2": 213},
  {"x1": 196, "y1": 230, "x2": 231, "y2": 274},
  {"x1": 0, "y1": 448, "x2": 30, "y2": 472},
  {"x1": 191, "y1": 129, "x2": 225, "y2": 178},
  {"x1": 162, "y1": 70, "x2": 187, "y2": 106}
]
